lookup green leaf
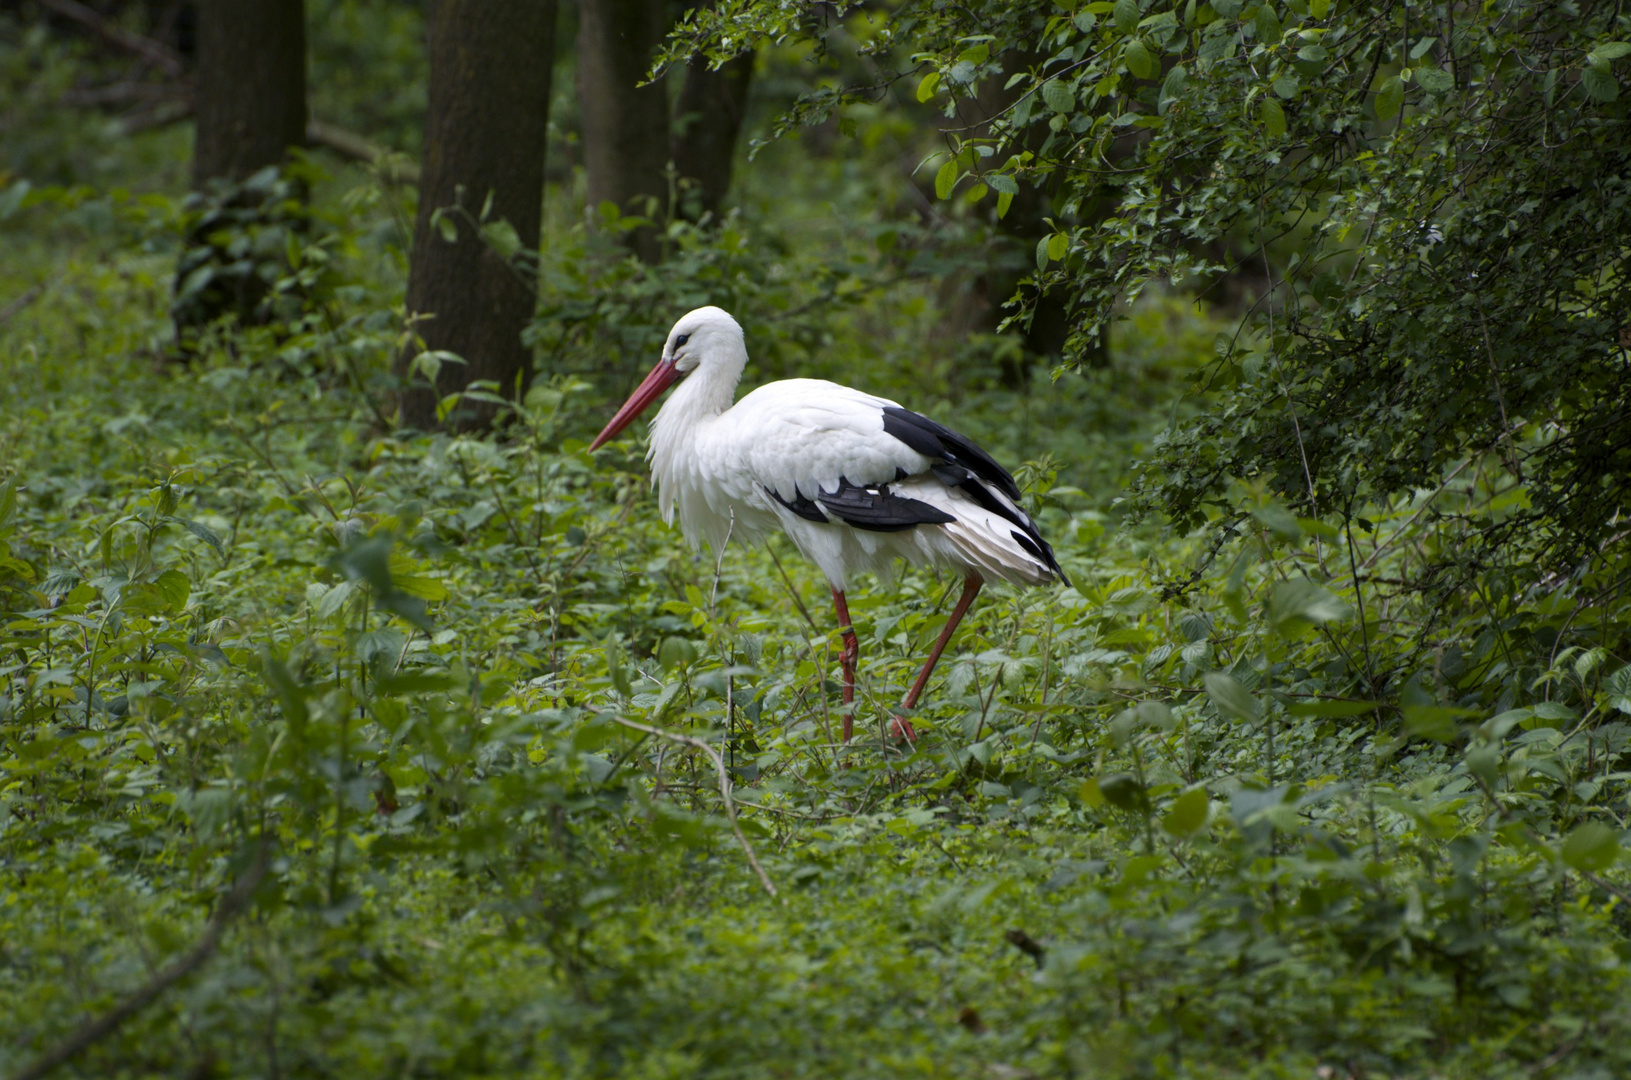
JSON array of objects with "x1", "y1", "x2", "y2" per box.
[
  {"x1": 1402, "y1": 704, "x2": 1477, "y2": 743},
  {"x1": 1605, "y1": 663, "x2": 1631, "y2": 714},
  {"x1": 1255, "y1": 3, "x2": 1282, "y2": 44},
  {"x1": 1582, "y1": 65, "x2": 1619, "y2": 102},
  {"x1": 1590, "y1": 42, "x2": 1631, "y2": 62},
  {"x1": 170, "y1": 516, "x2": 224, "y2": 556},
  {"x1": 916, "y1": 71, "x2": 941, "y2": 103},
  {"x1": 1267, "y1": 579, "x2": 1352, "y2": 635},
  {"x1": 1309, "y1": 0, "x2": 1329, "y2": 17},
  {"x1": 658, "y1": 636, "x2": 697, "y2": 671},
  {"x1": 1125, "y1": 39, "x2": 1156, "y2": 79},
  {"x1": 1415, "y1": 66, "x2": 1454, "y2": 94},
  {"x1": 1560, "y1": 822, "x2": 1621, "y2": 873},
  {"x1": 1160, "y1": 63, "x2": 1189, "y2": 110},
  {"x1": 1046, "y1": 232, "x2": 1070, "y2": 262},
  {"x1": 432, "y1": 209, "x2": 457, "y2": 243},
  {"x1": 261, "y1": 651, "x2": 309, "y2": 728},
  {"x1": 1205, "y1": 672, "x2": 1260, "y2": 722},
  {"x1": 1260, "y1": 96, "x2": 1287, "y2": 137},
  {"x1": 124, "y1": 568, "x2": 191, "y2": 617},
  {"x1": 985, "y1": 173, "x2": 1018, "y2": 196},
  {"x1": 1374, "y1": 74, "x2": 1405, "y2": 119},
  {"x1": 996, "y1": 190, "x2": 1014, "y2": 219},
  {"x1": 1098, "y1": 773, "x2": 1148, "y2": 812},
  {"x1": 606, "y1": 637, "x2": 633, "y2": 697},
  {"x1": 1113, "y1": 0, "x2": 1139, "y2": 35},
  {"x1": 1042, "y1": 77, "x2": 1076, "y2": 114},
  {"x1": 1162, "y1": 787, "x2": 1210, "y2": 837},
  {"x1": 934, "y1": 158, "x2": 959, "y2": 200}
]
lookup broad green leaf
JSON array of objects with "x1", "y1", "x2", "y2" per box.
[
  {"x1": 124, "y1": 568, "x2": 191, "y2": 617},
  {"x1": 985, "y1": 173, "x2": 1018, "y2": 195},
  {"x1": 1125, "y1": 39, "x2": 1156, "y2": 79},
  {"x1": 1160, "y1": 63, "x2": 1189, "y2": 109},
  {"x1": 1374, "y1": 74, "x2": 1405, "y2": 119},
  {"x1": 934, "y1": 158, "x2": 959, "y2": 200},
  {"x1": 1205, "y1": 672, "x2": 1261, "y2": 722},
  {"x1": 1582, "y1": 65, "x2": 1619, "y2": 101},
  {"x1": 1260, "y1": 96, "x2": 1287, "y2": 137},
  {"x1": 1047, "y1": 232, "x2": 1070, "y2": 261},
  {"x1": 1042, "y1": 77, "x2": 1076, "y2": 114},
  {"x1": 658, "y1": 636, "x2": 697, "y2": 671},
  {"x1": 261, "y1": 651, "x2": 308, "y2": 728},
  {"x1": 1098, "y1": 772, "x2": 1148, "y2": 812},
  {"x1": 1416, "y1": 66, "x2": 1454, "y2": 94},
  {"x1": 1402, "y1": 704, "x2": 1477, "y2": 743},
  {"x1": 606, "y1": 637, "x2": 633, "y2": 697},
  {"x1": 1255, "y1": 4, "x2": 1281, "y2": 44},
  {"x1": 1162, "y1": 787, "x2": 1210, "y2": 837},
  {"x1": 1561, "y1": 822, "x2": 1621, "y2": 873},
  {"x1": 1268, "y1": 579, "x2": 1352, "y2": 635},
  {"x1": 1113, "y1": 0, "x2": 1138, "y2": 34},
  {"x1": 915, "y1": 71, "x2": 941, "y2": 103},
  {"x1": 1589, "y1": 41, "x2": 1631, "y2": 62}
]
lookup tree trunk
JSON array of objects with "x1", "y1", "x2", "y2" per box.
[
  {"x1": 398, "y1": 0, "x2": 557, "y2": 432},
  {"x1": 192, "y1": 0, "x2": 307, "y2": 186},
  {"x1": 673, "y1": 53, "x2": 754, "y2": 223},
  {"x1": 577, "y1": 0, "x2": 669, "y2": 262}
]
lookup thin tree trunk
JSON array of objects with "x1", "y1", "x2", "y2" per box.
[
  {"x1": 577, "y1": 0, "x2": 669, "y2": 262},
  {"x1": 398, "y1": 0, "x2": 557, "y2": 432},
  {"x1": 192, "y1": 0, "x2": 307, "y2": 186},
  {"x1": 673, "y1": 52, "x2": 754, "y2": 222}
]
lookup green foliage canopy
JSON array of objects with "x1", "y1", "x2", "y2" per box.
[{"x1": 671, "y1": 0, "x2": 1631, "y2": 567}]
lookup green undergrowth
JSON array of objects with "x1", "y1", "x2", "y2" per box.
[{"x1": 2, "y1": 158, "x2": 1630, "y2": 1079}]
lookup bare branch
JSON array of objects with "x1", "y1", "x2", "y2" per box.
[
  {"x1": 11, "y1": 843, "x2": 271, "y2": 1080},
  {"x1": 35, "y1": 0, "x2": 188, "y2": 78}
]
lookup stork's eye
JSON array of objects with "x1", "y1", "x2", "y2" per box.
[{"x1": 675, "y1": 334, "x2": 690, "y2": 347}]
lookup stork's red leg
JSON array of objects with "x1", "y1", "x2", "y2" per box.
[
  {"x1": 830, "y1": 587, "x2": 860, "y2": 741},
  {"x1": 895, "y1": 574, "x2": 984, "y2": 739}
]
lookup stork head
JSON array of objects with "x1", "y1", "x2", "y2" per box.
[{"x1": 588, "y1": 306, "x2": 745, "y2": 451}]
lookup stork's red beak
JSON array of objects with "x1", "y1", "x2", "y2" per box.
[{"x1": 588, "y1": 357, "x2": 681, "y2": 451}]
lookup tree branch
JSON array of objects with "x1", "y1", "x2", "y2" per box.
[
  {"x1": 35, "y1": 0, "x2": 188, "y2": 78},
  {"x1": 11, "y1": 843, "x2": 271, "y2": 1080}
]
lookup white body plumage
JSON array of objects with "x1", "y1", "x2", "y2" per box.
[{"x1": 635, "y1": 308, "x2": 1062, "y2": 590}]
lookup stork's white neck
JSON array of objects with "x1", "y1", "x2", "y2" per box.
[{"x1": 645, "y1": 334, "x2": 748, "y2": 526}]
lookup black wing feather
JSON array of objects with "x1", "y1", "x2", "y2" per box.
[
  {"x1": 882, "y1": 405, "x2": 1070, "y2": 586},
  {"x1": 881, "y1": 407, "x2": 1021, "y2": 500},
  {"x1": 765, "y1": 479, "x2": 955, "y2": 534}
]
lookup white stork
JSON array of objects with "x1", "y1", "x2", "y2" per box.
[{"x1": 588, "y1": 306, "x2": 1069, "y2": 741}]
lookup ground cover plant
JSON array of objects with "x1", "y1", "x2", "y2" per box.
[{"x1": 3, "y1": 3, "x2": 1631, "y2": 1078}]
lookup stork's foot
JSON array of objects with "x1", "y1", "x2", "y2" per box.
[{"x1": 888, "y1": 714, "x2": 918, "y2": 742}]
